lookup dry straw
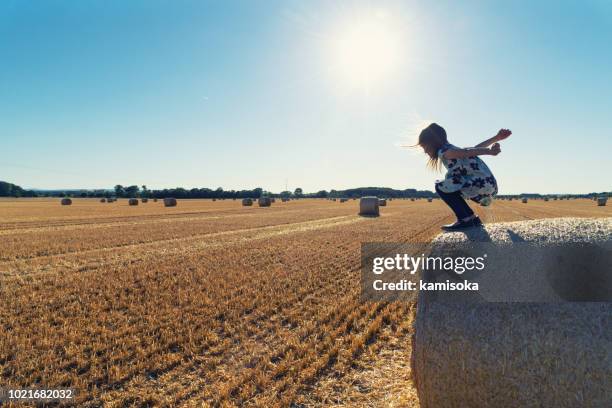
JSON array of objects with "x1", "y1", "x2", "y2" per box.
[
  {"x1": 412, "y1": 218, "x2": 612, "y2": 407},
  {"x1": 163, "y1": 197, "x2": 177, "y2": 207},
  {"x1": 258, "y1": 197, "x2": 271, "y2": 207},
  {"x1": 359, "y1": 196, "x2": 379, "y2": 216}
]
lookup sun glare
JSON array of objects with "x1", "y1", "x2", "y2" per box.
[{"x1": 329, "y1": 11, "x2": 403, "y2": 89}]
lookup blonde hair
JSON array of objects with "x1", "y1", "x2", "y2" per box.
[{"x1": 416, "y1": 123, "x2": 447, "y2": 171}]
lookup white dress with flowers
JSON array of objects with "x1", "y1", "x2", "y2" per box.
[{"x1": 436, "y1": 143, "x2": 498, "y2": 203}]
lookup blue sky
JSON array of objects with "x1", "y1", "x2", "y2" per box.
[{"x1": 1, "y1": 0, "x2": 611, "y2": 193}]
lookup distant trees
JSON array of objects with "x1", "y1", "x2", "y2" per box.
[
  {"x1": 2, "y1": 180, "x2": 445, "y2": 200},
  {"x1": 124, "y1": 185, "x2": 140, "y2": 198},
  {"x1": 0, "y1": 181, "x2": 36, "y2": 197},
  {"x1": 326, "y1": 187, "x2": 436, "y2": 199},
  {"x1": 114, "y1": 185, "x2": 125, "y2": 197}
]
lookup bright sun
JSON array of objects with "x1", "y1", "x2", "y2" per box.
[{"x1": 329, "y1": 11, "x2": 402, "y2": 89}]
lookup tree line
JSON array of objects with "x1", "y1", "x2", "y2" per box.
[{"x1": 1, "y1": 180, "x2": 609, "y2": 199}]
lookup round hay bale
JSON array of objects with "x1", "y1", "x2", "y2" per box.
[
  {"x1": 60, "y1": 198, "x2": 72, "y2": 206},
  {"x1": 100, "y1": 198, "x2": 106, "y2": 203},
  {"x1": 340, "y1": 198, "x2": 348, "y2": 203},
  {"x1": 378, "y1": 199, "x2": 387, "y2": 207},
  {"x1": 270, "y1": 198, "x2": 276, "y2": 203},
  {"x1": 141, "y1": 198, "x2": 148, "y2": 203},
  {"x1": 410, "y1": 198, "x2": 415, "y2": 202},
  {"x1": 522, "y1": 197, "x2": 528, "y2": 203},
  {"x1": 544, "y1": 197, "x2": 549, "y2": 201},
  {"x1": 359, "y1": 196, "x2": 379, "y2": 216},
  {"x1": 258, "y1": 197, "x2": 271, "y2": 207},
  {"x1": 128, "y1": 198, "x2": 139, "y2": 206},
  {"x1": 242, "y1": 198, "x2": 253, "y2": 206},
  {"x1": 427, "y1": 198, "x2": 433, "y2": 203},
  {"x1": 597, "y1": 197, "x2": 607, "y2": 206},
  {"x1": 412, "y1": 218, "x2": 612, "y2": 408},
  {"x1": 281, "y1": 198, "x2": 289, "y2": 202},
  {"x1": 164, "y1": 198, "x2": 177, "y2": 207}
]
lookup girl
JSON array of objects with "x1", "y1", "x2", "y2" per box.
[{"x1": 417, "y1": 123, "x2": 511, "y2": 230}]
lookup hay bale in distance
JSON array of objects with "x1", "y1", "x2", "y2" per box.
[
  {"x1": 281, "y1": 198, "x2": 289, "y2": 202},
  {"x1": 100, "y1": 198, "x2": 106, "y2": 203},
  {"x1": 128, "y1": 198, "x2": 139, "y2": 206},
  {"x1": 522, "y1": 197, "x2": 528, "y2": 203},
  {"x1": 164, "y1": 198, "x2": 177, "y2": 207},
  {"x1": 340, "y1": 198, "x2": 348, "y2": 203},
  {"x1": 412, "y1": 218, "x2": 612, "y2": 408},
  {"x1": 153, "y1": 198, "x2": 158, "y2": 202},
  {"x1": 597, "y1": 197, "x2": 608, "y2": 206},
  {"x1": 359, "y1": 196, "x2": 379, "y2": 216},
  {"x1": 61, "y1": 198, "x2": 72, "y2": 206},
  {"x1": 427, "y1": 198, "x2": 433, "y2": 203},
  {"x1": 242, "y1": 198, "x2": 253, "y2": 206},
  {"x1": 141, "y1": 198, "x2": 148, "y2": 203},
  {"x1": 378, "y1": 199, "x2": 387, "y2": 207},
  {"x1": 258, "y1": 197, "x2": 272, "y2": 207}
]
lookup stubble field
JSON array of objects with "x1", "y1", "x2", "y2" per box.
[{"x1": 0, "y1": 197, "x2": 609, "y2": 407}]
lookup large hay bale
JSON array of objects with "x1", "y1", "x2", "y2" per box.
[
  {"x1": 242, "y1": 198, "x2": 253, "y2": 206},
  {"x1": 258, "y1": 197, "x2": 271, "y2": 207},
  {"x1": 378, "y1": 199, "x2": 387, "y2": 207},
  {"x1": 522, "y1": 197, "x2": 528, "y2": 203},
  {"x1": 128, "y1": 198, "x2": 139, "y2": 206},
  {"x1": 164, "y1": 198, "x2": 177, "y2": 207},
  {"x1": 598, "y1": 197, "x2": 607, "y2": 206},
  {"x1": 60, "y1": 198, "x2": 72, "y2": 206},
  {"x1": 359, "y1": 196, "x2": 379, "y2": 216},
  {"x1": 412, "y1": 218, "x2": 612, "y2": 408}
]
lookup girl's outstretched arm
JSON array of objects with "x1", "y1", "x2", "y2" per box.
[
  {"x1": 443, "y1": 143, "x2": 501, "y2": 159},
  {"x1": 475, "y1": 129, "x2": 512, "y2": 148}
]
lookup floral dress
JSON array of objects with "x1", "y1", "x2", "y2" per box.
[{"x1": 436, "y1": 143, "x2": 498, "y2": 203}]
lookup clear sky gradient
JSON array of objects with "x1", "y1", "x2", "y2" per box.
[{"x1": 2, "y1": 0, "x2": 611, "y2": 193}]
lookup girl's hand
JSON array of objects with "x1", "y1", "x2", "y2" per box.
[
  {"x1": 490, "y1": 143, "x2": 501, "y2": 156},
  {"x1": 496, "y1": 128, "x2": 512, "y2": 141}
]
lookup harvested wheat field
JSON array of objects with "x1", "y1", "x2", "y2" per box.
[{"x1": 0, "y1": 198, "x2": 610, "y2": 407}]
